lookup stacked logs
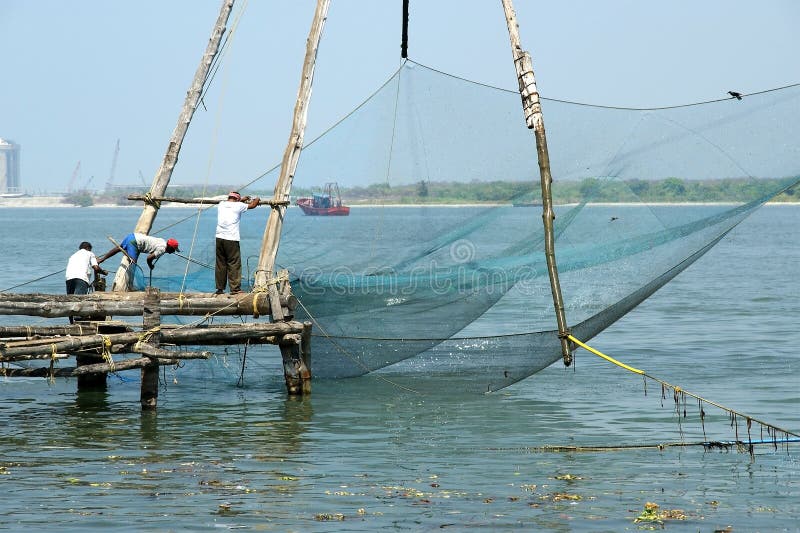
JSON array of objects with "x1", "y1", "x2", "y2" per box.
[{"x1": 0, "y1": 287, "x2": 312, "y2": 404}]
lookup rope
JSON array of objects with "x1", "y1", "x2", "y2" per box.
[
  {"x1": 100, "y1": 335, "x2": 114, "y2": 372},
  {"x1": 568, "y1": 335, "x2": 800, "y2": 444},
  {"x1": 407, "y1": 59, "x2": 800, "y2": 111},
  {"x1": 485, "y1": 437, "x2": 800, "y2": 454}
]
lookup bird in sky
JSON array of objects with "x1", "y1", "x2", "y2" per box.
[{"x1": 728, "y1": 91, "x2": 743, "y2": 100}]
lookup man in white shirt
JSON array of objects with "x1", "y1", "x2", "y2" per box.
[
  {"x1": 216, "y1": 191, "x2": 260, "y2": 294},
  {"x1": 66, "y1": 242, "x2": 108, "y2": 322}
]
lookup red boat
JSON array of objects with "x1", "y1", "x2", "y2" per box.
[{"x1": 295, "y1": 182, "x2": 350, "y2": 216}]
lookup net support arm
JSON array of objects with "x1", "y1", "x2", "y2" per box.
[
  {"x1": 501, "y1": 0, "x2": 573, "y2": 365},
  {"x1": 113, "y1": 0, "x2": 234, "y2": 293},
  {"x1": 133, "y1": 0, "x2": 234, "y2": 238},
  {"x1": 255, "y1": 0, "x2": 331, "y2": 320}
]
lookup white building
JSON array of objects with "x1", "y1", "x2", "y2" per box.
[{"x1": 0, "y1": 138, "x2": 21, "y2": 194}]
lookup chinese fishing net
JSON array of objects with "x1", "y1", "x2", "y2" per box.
[{"x1": 131, "y1": 60, "x2": 799, "y2": 392}]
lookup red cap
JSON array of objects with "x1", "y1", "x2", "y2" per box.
[
  {"x1": 228, "y1": 191, "x2": 241, "y2": 201},
  {"x1": 166, "y1": 238, "x2": 180, "y2": 252}
]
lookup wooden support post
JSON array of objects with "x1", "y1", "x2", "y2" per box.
[
  {"x1": 279, "y1": 333, "x2": 310, "y2": 396},
  {"x1": 501, "y1": 0, "x2": 573, "y2": 365},
  {"x1": 77, "y1": 353, "x2": 107, "y2": 391},
  {"x1": 300, "y1": 321, "x2": 313, "y2": 394},
  {"x1": 255, "y1": 0, "x2": 331, "y2": 308},
  {"x1": 141, "y1": 287, "x2": 161, "y2": 410}
]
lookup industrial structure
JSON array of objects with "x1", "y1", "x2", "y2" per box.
[{"x1": 0, "y1": 138, "x2": 21, "y2": 195}]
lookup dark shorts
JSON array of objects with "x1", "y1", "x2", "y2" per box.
[{"x1": 66, "y1": 278, "x2": 90, "y2": 295}]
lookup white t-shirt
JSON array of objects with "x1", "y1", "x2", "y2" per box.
[
  {"x1": 133, "y1": 233, "x2": 167, "y2": 258},
  {"x1": 216, "y1": 201, "x2": 249, "y2": 241},
  {"x1": 65, "y1": 249, "x2": 99, "y2": 283}
]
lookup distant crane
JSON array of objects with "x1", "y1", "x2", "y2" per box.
[
  {"x1": 105, "y1": 138, "x2": 120, "y2": 191},
  {"x1": 138, "y1": 169, "x2": 148, "y2": 187},
  {"x1": 79, "y1": 176, "x2": 94, "y2": 194},
  {"x1": 67, "y1": 161, "x2": 81, "y2": 193}
]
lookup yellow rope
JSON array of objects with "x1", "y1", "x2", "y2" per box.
[
  {"x1": 568, "y1": 334, "x2": 800, "y2": 439},
  {"x1": 143, "y1": 191, "x2": 161, "y2": 210},
  {"x1": 101, "y1": 335, "x2": 114, "y2": 372},
  {"x1": 567, "y1": 335, "x2": 644, "y2": 375}
]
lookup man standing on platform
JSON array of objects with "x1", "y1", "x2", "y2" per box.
[{"x1": 215, "y1": 191, "x2": 260, "y2": 294}]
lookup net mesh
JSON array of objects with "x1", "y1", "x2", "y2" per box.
[{"x1": 131, "y1": 61, "x2": 799, "y2": 391}]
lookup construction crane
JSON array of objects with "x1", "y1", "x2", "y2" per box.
[
  {"x1": 105, "y1": 138, "x2": 120, "y2": 191},
  {"x1": 67, "y1": 161, "x2": 81, "y2": 193},
  {"x1": 138, "y1": 169, "x2": 148, "y2": 187},
  {"x1": 79, "y1": 176, "x2": 94, "y2": 194}
]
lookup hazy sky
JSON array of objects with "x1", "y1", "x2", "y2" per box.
[{"x1": 2, "y1": 1, "x2": 798, "y2": 193}]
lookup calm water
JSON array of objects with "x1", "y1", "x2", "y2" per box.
[{"x1": 1, "y1": 205, "x2": 798, "y2": 531}]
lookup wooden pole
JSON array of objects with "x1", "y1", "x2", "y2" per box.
[
  {"x1": 140, "y1": 287, "x2": 161, "y2": 410},
  {"x1": 254, "y1": 0, "x2": 331, "y2": 307},
  {"x1": 500, "y1": 0, "x2": 573, "y2": 365},
  {"x1": 300, "y1": 321, "x2": 313, "y2": 394},
  {"x1": 0, "y1": 292, "x2": 296, "y2": 318},
  {"x1": 127, "y1": 194, "x2": 289, "y2": 207},
  {"x1": 113, "y1": 1, "x2": 234, "y2": 290},
  {"x1": 0, "y1": 358, "x2": 179, "y2": 378},
  {"x1": 401, "y1": 0, "x2": 410, "y2": 59}
]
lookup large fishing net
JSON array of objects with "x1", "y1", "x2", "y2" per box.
[{"x1": 126, "y1": 59, "x2": 800, "y2": 392}]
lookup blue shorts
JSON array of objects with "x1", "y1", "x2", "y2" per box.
[{"x1": 119, "y1": 233, "x2": 140, "y2": 262}]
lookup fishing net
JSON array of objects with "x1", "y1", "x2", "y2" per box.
[{"x1": 133, "y1": 60, "x2": 799, "y2": 391}]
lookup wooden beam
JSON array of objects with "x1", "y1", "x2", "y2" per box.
[
  {"x1": 0, "y1": 322, "x2": 307, "y2": 361},
  {"x1": 126, "y1": 194, "x2": 289, "y2": 207},
  {"x1": 0, "y1": 357, "x2": 179, "y2": 378},
  {"x1": 501, "y1": 0, "x2": 573, "y2": 366},
  {"x1": 255, "y1": 0, "x2": 331, "y2": 293},
  {"x1": 132, "y1": 0, "x2": 235, "y2": 238},
  {"x1": 0, "y1": 324, "x2": 102, "y2": 338},
  {"x1": 0, "y1": 292, "x2": 297, "y2": 318}
]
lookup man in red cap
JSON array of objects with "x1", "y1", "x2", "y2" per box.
[
  {"x1": 97, "y1": 233, "x2": 180, "y2": 291},
  {"x1": 215, "y1": 191, "x2": 260, "y2": 294}
]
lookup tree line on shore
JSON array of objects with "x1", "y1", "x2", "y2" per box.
[{"x1": 64, "y1": 177, "x2": 797, "y2": 207}]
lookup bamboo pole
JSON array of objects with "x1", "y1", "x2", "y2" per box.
[
  {"x1": 127, "y1": 194, "x2": 289, "y2": 207},
  {"x1": 500, "y1": 0, "x2": 573, "y2": 365},
  {"x1": 254, "y1": 0, "x2": 331, "y2": 305},
  {"x1": 0, "y1": 324, "x2": 103, "y2": 338},
  {"x1": 0, "y1": 292, "x2": 296, "y2": 318},
  {"x1": 0, "y1": 358, "x2": 179, "y2": 379},
  {"x1": 107, "y1": 0, "x2": 234, "y2": 293},
  {"x1": 0, "y1": 322, "x2": 306, "y2": 361},
  {"x1": 130, "y1": 0, "x2": 235, "y2": 239}
]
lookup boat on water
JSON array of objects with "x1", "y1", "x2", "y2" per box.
[{"x1": 295, "y1": 182, "x2": 350, "y2": 216}]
